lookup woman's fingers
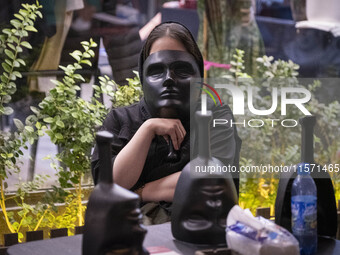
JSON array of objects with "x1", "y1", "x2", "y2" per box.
[
  {"x1": 177, "y1": 120, "x2": 186, "y2": 141},
  {"x1": 146, "y1": 118, "x2": 186, "y2": 150},
  {"x1": 169, "y1": 130, "x2": 179, "y2": 150},
  {"x1": 169, "y1": 120, "x2": 186, "y2": 150}
]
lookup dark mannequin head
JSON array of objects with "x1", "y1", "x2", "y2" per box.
[{"x1": 139, "y1": 22, "x2": 203, "y2": 119}]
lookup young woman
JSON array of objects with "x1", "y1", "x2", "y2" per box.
[{"x1": 91, "y1": 22, "x2": 241, "y2": 224}]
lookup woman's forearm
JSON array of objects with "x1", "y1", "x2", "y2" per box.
[
  {"x1": 141, "y1": 172, "x2": 181, "y2": 202},
  {"x1": 113, "y1": 118, "x2": 185, "y2": 190},
  {"x1": 113, "y1": 121, "x2": 154, "y2": 189}
]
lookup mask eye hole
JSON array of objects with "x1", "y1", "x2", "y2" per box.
[
  {"x1": 173, "y1": 62, "x2": 195, "y2": 78},
  {"x1": 146, "y1": 64, "x2": 165, "y2": 77}
]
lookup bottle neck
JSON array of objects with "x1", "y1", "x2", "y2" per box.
[
  {"x1": 300, "y1": 116, "x2": 316, "y2": 163},
  {"x1": 195, "y1": 111, "x2": 212, "y2": 159},
  {"x1": 97, "y1": 131, "x2": 114, "y2": 184}
]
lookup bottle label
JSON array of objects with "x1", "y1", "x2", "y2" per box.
[{"x1": 291, "y1": 195, "x2": 317, "y2": 235}]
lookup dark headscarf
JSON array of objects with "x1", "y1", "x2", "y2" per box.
[{"x1": 138, "y1": 22, "x2": 204, "y2": 84}]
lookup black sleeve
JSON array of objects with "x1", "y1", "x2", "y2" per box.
[{"x1": 91, "y1": 109, "x2": 131, "y2": 184}]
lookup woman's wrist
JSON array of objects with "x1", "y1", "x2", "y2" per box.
[{"x1": 141, "y1": 119, "x2": 156, "y2": 139}]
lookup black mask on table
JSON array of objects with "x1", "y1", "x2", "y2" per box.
[{"x1": 142, "y1": 50, "x2": 201, "y2": 120}]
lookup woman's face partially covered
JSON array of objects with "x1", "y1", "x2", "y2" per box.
[{"x1": 143, "y1": 37, "x2": 201, "y2": 119}]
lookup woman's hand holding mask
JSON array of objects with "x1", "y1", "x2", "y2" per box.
[{"x1": 144, "y1": 118, "x2": 186, "y2": 150}]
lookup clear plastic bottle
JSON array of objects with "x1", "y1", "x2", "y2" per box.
[{"x1": 291, "y1": 163, "x2": 317, "y2": 255}]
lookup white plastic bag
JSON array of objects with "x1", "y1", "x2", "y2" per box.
[{"x1": 226, "y1": 205, "x2": 299, "y2": 255}]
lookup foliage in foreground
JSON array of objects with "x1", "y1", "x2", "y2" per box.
[
  {"x1": 0, "y1": 3, "x2": 142, "y2": 237},
  {"x1": 0, "y1": 1, "x2": 43, "y2": 237}
]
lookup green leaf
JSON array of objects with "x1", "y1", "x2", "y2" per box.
[
  {"x1": 80, "y1": 60, "x2": 92, "y2": 66},
  {"x1": 83, "y1": 52, "x2": 91, "y2": 58},
  {"x1": 1, "y1": 75, "x2": 9, "y2": 82},
  {"x1": 17, "y1": 58, "x2": 26, "y2": 66},
  {"x1": 56, "y1": 120, "x2": 64, "y2": 128},
  {"x1": 80, "y1": 136, "x2": 87, "y2": 143},
  {"x1": 19, "y1": 9, "x2": 28, "y2": 16},
  {"x1": 14, "y1": 14, "x2": 24, "y2": 21},
  {"x1": 88, "y1": 49, "x2": 95, "y2": 57},
  {"x1": 4, "y1": 49, "x2": 15, "y2": 59},
  {"x1": 73, "y1": 74, "x2": 85, "y2": 82},
  {"x1": 28, "y1": 137, "x2": 34, "y2": 145},
  {"x1": 5, "y1": 59, "x2": 13, "y2": 66},
  {"x1": 13, "y1": 118, "x2": 24, "y2": 130},
  {"x1": 55, "y1": 133, "x2": 63, "y2": 139},
  {"x1": 92, "y1": 85, "x2": 100, "y2": 91},
  {"x1": 25, "y1": 126, "x2": 34, "y2": 132},
  {"x1": 10, "y1": 73, "x2": 17, "y2": 80},
  {"x1": 7, "y1": 43, "x2": 16, "y2": 51},
  {"x1": 3, "y1": 106, "x2": 14, "y2": 115},
  {"x1": 35, "y1": 121, "x2": 41, "y2": 129},
  {"x1": 25, "y1": 26, "x2": 37, "y2": 32},
  {"x1": 69, "y1": 52, "x2": 80, "y2": 61},
  {"x1": 73, "y1": 50, "x2": 82, "y2": 56},
  {"x1": 2, "y1": 95, "x2": 11, "y2": 103},
  {"x1": 2, "y1": 62, "x2": 11, "y2": 72},
  {"x1": 13, "y1": 71, "x2": 22, "y2": 78},
  {"x1": 13, "y1": 60, "x2": 20, "y2": 67},
  {"x1": 30, "y1": 106, "x2": 40, "y2": 115},
  {"x1": 16, "y1": 46, "x2": 22, "y2": 52},
  {"x1": 10, "y1": 19, "x2": 21, "y2": 29},
  {"x1": 21, "y1": 41, "x2": 32, "y2": 49},
  {"x1": 2, "y1": 28, "x2": 11, "y2": 35},
  {"x1": 36, "y1": 11, "x2": 43, "y2": 19},
  {"x1": 70, "y1": 177, "x2": 79, "y2": 184},
  {"x1": 43, "y1": 117, "x2": 54, "y2": 123}
]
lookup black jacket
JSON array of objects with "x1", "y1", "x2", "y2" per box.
[{"x1": 91, "y1": 98, "x2": 241, "y2": 192}]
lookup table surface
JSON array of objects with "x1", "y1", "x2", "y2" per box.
[{"x1": 7, "y1": 223, "x2": 340, "y2": 255}]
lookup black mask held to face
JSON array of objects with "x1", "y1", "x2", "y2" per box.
[{"x1": 142, "y1": 50, "x2": 201, "y2": 119}]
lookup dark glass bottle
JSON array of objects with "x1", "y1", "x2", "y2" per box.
[
  {"x1": 83, "y1": 131, "x2": 148, "y2": 255},
  {"x1": 275, "y1": 116, "x2": 337, "y2": 237},
  {"x1": 171, "y1": 110, "x2": 238, "y2": 245}
]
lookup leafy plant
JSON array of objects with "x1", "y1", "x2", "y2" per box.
[
  {"x1": 0, "y1": 1, "x2": 42, "y2": 235},
  {"x1": 0, "y1": 1, "x2": 141, "y2": 238},
  {"x1": 29, "y1": 39, "x2": 114, "y2": 226},
  {"x1": 111, "y1": 70, "x2": 143, "y2": 108}
]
